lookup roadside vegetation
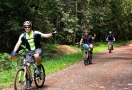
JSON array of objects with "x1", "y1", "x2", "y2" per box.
[
  {"x1": 93, "y1": 41, "x2": 132, "y2": 54},
  {"x1": 0, "y1": 41, "x2": 132, "y2": 89},
  {"x1": 0, "y1": 41, "x2": 131, "y2": 88},
  {"x1": 1, "y1": 0, "x2": 132, "y2": 89}
]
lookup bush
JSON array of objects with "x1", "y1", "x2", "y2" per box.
[{"x1": 0, "y1": 53, "x2": 17, "y2": 71}]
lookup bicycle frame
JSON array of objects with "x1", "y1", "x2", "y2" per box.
[
  {"x1": 108, "y1": 41, "x2": 113, "y2": 53},
  {"x1": 84, "y1": 48, "x2": 92, "y2": 65},
  {"x1": 14, "y1": 52, "x2": 45, "y2": 90},
  {"x1": 16, "y1": 53, "x2": 37, "y2": 81},
  {"x1": 25, "y1": 62, "x2": 37, "y2": 81}
]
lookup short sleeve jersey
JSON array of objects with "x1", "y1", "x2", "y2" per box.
[
  {"x1": 82, "y1": 35, "x2": 92, "y2": 44},
  {"x1": 107, "y1": 35, "x2": 115, "y2": 41},
  {"x1": 18, "y1": 30, "x2": 42, "y2": 50}
]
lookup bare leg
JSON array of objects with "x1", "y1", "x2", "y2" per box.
[
  {"x1": 90, "y1": 45, "x2": 93, "y2": 54},
  {"x1": 34, "y1": 54, "x2": 41, "y2": 66},
  {"x1": 25, "y1": 63, "x2": 32, "y2": 88},
  {"x1": 90, "y1": 48, "x2": 93, "y2": 52},
  {"x1": 84, "y1": 51, "x2": 87, "y2": 60},
  {"x1": 108, "y1": 42, "x2": 110, "y2": 50},
  {"x1": 26, "y1": 63, "x2": 31, "y2": 79}
]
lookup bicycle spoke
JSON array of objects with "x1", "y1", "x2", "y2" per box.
[
  {"x1": 34, "y1": 64, "x2": 45, "y2": 88},
  {"x1": 14, "y1": 68, "x2": 26, "y2": 90}
]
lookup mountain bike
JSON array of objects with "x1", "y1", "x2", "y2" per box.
[
  {"x1": 108, "y1": 41, "x2": 113, "y2": 53},
  {"x1": 14, "y1": 51, "x2": 45, "y2": 90},
  {"x1": 84, "y1": 50, "x2": 92, "y2": 66}
]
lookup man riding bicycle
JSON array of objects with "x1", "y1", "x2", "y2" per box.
[
  {"x1": 106, "y1": 31, "x2": 115, "y2": 50},
  {"x1": 80, "y1": 30, "x2": 96, "y2": 61},
  {"x1": 11, "y1": 21, "x2": 56, "y2": 88}
]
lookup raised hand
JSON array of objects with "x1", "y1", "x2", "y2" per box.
[
  {"x1": 52, "y1": 28, "x2": 56, "y2": 36},
  {"x1": 94, "y1": 33, "x2": 96, "y2": 37}
]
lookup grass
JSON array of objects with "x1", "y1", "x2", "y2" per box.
[
  {"x1": 0, "y1": 69, "x2": 15, "y2": 88},
  {"x1": 43, "y1": 52, "x2": 83, "y2": 75},
  {"x1": 0, "y1": 41, "x2": 131, "y2": 89},
  {"x1": 93, "y1": 40, "x2": 132, "y2": 54}
]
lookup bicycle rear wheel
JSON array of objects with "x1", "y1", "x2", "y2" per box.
[
  {"x1": 34, "y1": 64, "x2": 45, "y2": 88},
  {"x1": 14, "y1": 68, "x2": 26, "y2": 90}
]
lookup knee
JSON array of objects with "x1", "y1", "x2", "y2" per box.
[
  {"x1": 83, "y1": 44, "x2": 88, "y2": 50},
  {"x1": 34, "y1": 54, "x2": 40, "y2": 59},
  {"x1": 90, "y1": 45, "x2": 93, "y2": 49}
]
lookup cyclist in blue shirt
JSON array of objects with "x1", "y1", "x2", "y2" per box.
[
  {"x1": 80, "y1": 30, "x2": 96, "y2": 61},
  {"x1": 106, "y1": 31, "x2": 115, "y2": 50}
]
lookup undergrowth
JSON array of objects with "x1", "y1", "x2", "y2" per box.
[{"x1": 0, "y1": 41, "x2": 131, "y2": 89}]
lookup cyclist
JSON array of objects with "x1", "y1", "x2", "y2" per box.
[
  {"x1": 106, "y1": 31, "x2": 115, "y2": 50},
  {"x1": 11, "y1": 21, "x2": 56, "y2": 88},
  {"x1": 80, "y1": 29, "x2": 96, "y2": 61}
]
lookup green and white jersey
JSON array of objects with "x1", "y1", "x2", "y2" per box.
[{"x1": 18, "y1": 30, "x2": 43, "y2": 50}]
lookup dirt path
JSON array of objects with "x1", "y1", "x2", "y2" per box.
[
  {"x1": 3, "y1": 44, "x2": 132, "y2": 90},
  {"x1": 57, "y1": 45, "x2": 80, "y2": 54}
]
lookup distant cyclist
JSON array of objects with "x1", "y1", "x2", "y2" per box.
[
  {"x1": 106, "y1": 31, "x2": 115, "y2": 50},
  {"x1": 80, "y1": 30, "x2": 96, "y2": 60},
  {"x1": 11, "y1": 21, "x2": 56, "y2": 88}
]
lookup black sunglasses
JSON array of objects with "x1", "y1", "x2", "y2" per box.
[{"x1": 25, "y1": 26, "x2": 30, "y2": 28}]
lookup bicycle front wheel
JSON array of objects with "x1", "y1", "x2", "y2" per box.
[
  {"x1": 34, "y1": 64, "x2": 45, "y2": 88},
  {"x1": 84, "y1": 60, "x2": 88, "y2": 66},
  {"x1": 88, "y1": 54, "x2": 92, "y2": 64},
  {"x1": 14, "y1": 68, "x2": 26, "y2": 90},
  {"x1": 109, "y1": 45, "x2": 112, "y2": 53}
]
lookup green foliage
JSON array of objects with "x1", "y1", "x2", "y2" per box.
[
  {"x1": 0, "y1": 45, "x2": 29, "y2": 72},
  {"x1": 1, "y1": 0, "x2": 132, "y2": 52},
  {"x1": 18, "y1": 45, "x2": 28, "y2": 54},
  {"x1": 42, "y1": 43, "x2": 64, "y2": 60},
  {"x1": 0, "y1": 53, "x2": 17, "y2": 71}
]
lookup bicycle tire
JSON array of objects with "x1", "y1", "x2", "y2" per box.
[
  {"x1": 109, "y1": 49, "x2": 111, "y2": 53},
  {"x1": 109, "y1": 45, "x2": 112, "y2": 53},
  {"x1": 14, "y1": 68, "x2": 26, "y2": 90},
  {"x1": 88, "y1": 54, "x2": 92, "y2": 64},
  {"x1": 34, "y1": 64, "x2": 45, "y2": 88},
  {"x1": 84, "y1": 60, "x2": 88, "y2": 66}
]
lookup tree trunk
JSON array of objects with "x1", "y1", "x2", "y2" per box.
[{"x1": 73, "y1": 1, "x2": 77, "y2": 45}]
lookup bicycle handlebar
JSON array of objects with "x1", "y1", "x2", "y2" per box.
[{"x1": 16, "y1": 51, "x2": 35, "y2": 57}]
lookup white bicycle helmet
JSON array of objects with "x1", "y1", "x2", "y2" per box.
[
  {"x1": 23, "y1": 21, "x2": 32, "y2": 27},
  {"x1": 109, "y1": 31, "x2": 112, "y2": 34}
]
